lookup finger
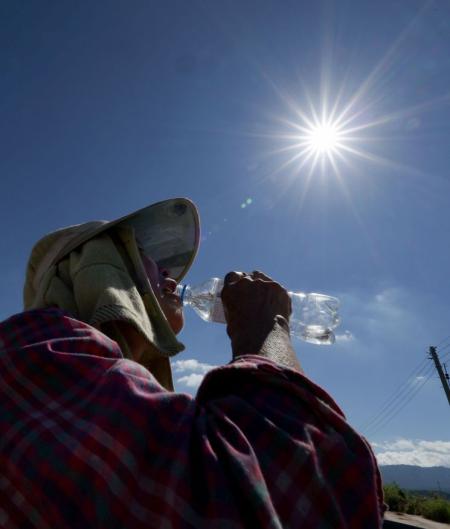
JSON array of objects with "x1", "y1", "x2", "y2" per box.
[
  {"x1": 251, "y1": 270, "x2": 272, "y2": 282},
  {"x1": 224, "y1": 271, "x2": 246, "y2": 285}
]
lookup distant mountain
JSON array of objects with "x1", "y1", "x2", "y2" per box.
[{"x1": 380, "y1": 465, "x2": 450, "y2": 493}]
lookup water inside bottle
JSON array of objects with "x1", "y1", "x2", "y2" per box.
[
  {"x1": 181, "y1": 279, "x2": 226, "y2": 323},
  {"x1": 301, "y1": 325, "x2": 335, "y2": 345},
  {"x1": 191, "y1": 292, "x2": 226, "y2": 322},
  {"x1": 193, "y1": 291, "x2": 217, "y2": 321}
]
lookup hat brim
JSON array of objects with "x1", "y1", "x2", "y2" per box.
[
  {"x1": 43, "y1": 198, "x2": 200, "y2": 284},
  {"x1": 119, "y1": 198, "x2": 200, "y2": 283}
]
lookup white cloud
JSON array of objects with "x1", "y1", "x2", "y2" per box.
[
  {"x1": 334, "y1": 285, "x2": 428, "y2": 358},
  {"x1": 368, "y1": 288, "x2": 411, "y2": 330},
  {"x1": 335, "y1": 330, "x2": 355, "y2": 342},
  {"x1": 419, "y1": 440, "x2": 450, "y2": 454},
  {"x1": 172, "y1": 358, "x2": 216, "y2": 375},
  {"x1": 172, "y1": 358, "x2": 218, "y2": 393},
  {"x1": 384, "y1": 439, "x2": 416, "y2": 451},
  {"x1": 372, "y1": 439, "x2": 450, "y2": 467},
  {"x1": 176, "y1": 374, "x2": 205, "y2": 389}
]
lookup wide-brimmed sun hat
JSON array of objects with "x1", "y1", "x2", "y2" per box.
[
  {"x1": 24, "y1": 197, "x2": 200, "y2": 308},
  {"x1": 23, "y1": 198, "x2": 200, "y2": 391}
]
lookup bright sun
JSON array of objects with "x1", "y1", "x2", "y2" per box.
[
  {"x1": 272, "y1": 98, "x2": 363, "y2": 177},
  {"x1": 307, "y1": 123, "x2": 341, "y2": 154},
  {"x1": 268, "y1": 78, "x2": 408, "y2": 182}
]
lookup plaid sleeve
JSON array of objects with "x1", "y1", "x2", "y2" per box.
[{"x1": 0, "y1": 309, "x2": 383, "y2": 529}]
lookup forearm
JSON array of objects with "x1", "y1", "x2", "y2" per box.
[{"x1": 231, "y1": 315, "x2": 303, "y2": 372}]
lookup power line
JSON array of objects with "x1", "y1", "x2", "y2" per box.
[
  {"x1": 363, "y1": 361, "x2": 434, "y2": 432},
  {"x1": 436, "y1": 335, "x2": 450, "y2": 348},
  {"x1": 361, "y1": 358, "x2": 430, "y2": 432},
  {"x1": 361, "y1": 353, "x2": 430, "y2": 432},
  {"x1": 438, "y1": 340, "x2": 450, "y2": 352},
  {"x1": 437, "y1": 344, "x2": 450, "y2": 356},
  {"x1": 362, "y1": 334, "x2": 450, "y2": 438},
  {"x1": 440, "y1": 349, "x2": 450, "y2": 361},
  {"x1": 363, "y1": 364, "x2": 435, "y2": 437},
  {"x1": 364, "y1": 371, "x2": 434, "y2": 437}
]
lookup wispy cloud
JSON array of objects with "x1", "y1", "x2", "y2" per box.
[
  {"x1": 176, "y1": 373, "x2": 206, "y2": 388},
  {"x1": 172, "y1": 358, "x2": 217, "y2": 393},
  {"x1": 334, "y1": 285, "x2": 430, "y2": 358},
  {"x1": 172, "y1": 358, "x2": 216, "y2": 375},
  {"x1": 372, "y1": 439, "x2": 450, "y2": 467},
  {"x1": 352, "y1": 287, "x2": 414, "y2": 336},
  {"x1": 335, "y1": 330, "x2": 355, "y2": 342},
  {"x1": 320, "y1": 287, "x2": 421, "y2": 361}
]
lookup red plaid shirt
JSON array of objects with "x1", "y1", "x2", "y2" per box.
[{"x1": 0, "y1": 308, "x2": 383, "y2": 528}]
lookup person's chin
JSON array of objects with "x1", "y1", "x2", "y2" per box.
[{"x1": 169, "y1": 314, "x2": 184, "y2": 335}]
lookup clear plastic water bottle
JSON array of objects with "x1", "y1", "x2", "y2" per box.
[{"x1": 176, "y1": 278, "x2": 340, "y2": 345}]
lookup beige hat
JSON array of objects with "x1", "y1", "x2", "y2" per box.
[
  {"x1": 24, "y1": 198, "x2": 200, "y2": 306},
  {"x1": 23, "y1": 198, "x2": 200, "y2": 390}
]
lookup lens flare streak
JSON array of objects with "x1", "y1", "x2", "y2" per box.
[{"x1": 280, "y1": 107, "x2": 363, "y2": 175}]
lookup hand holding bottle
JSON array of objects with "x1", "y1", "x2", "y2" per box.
[
  {"x1": 221, "y1": 270, "x2": 291, "y2": 337},
  {"x1": 221, "y1": 270, "x2": 301, "y2": 369}
]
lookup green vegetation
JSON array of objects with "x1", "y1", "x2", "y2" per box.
[{"x1": 383, "y1": 483, "x2": 450, "y2": 524}]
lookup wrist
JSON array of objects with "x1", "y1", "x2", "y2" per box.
[
  {"x1": 229, "y1": 315, "x2": 279, "y2": 356},
  {"x1": 230, "y1": 316, "x2": 302, "y2": 372}
]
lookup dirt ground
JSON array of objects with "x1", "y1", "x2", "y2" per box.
[{"x1": 384, "y1": 511, "x2": 450, "y2": 528}]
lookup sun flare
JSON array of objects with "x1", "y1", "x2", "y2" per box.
[
  {"x1": 307, "y1": 122, "x2": 341, "y2": 154},
  {"x1": 266, "y1": 69, "x2": 438, "y2": 186},
  {"x1": 270, "y1": 93, "x2": 372, "y2": 179},
  {"x1": 282, "y1": 108, "x2": 354, "y2": 173}
]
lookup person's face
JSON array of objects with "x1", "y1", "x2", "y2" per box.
[{"x1": 140, "y1": 253, "x2": 184, "y2": 335}]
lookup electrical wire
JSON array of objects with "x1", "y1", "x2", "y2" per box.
[
  {"x1": 437, "y1": 340, "x2": 450, "y2": 352},
  {"x1": 361, "y1": 353, "x2": 430, "y2": 433},
  {"x1": 437, "y1": 344, "x2": 450, "y2": 356},
  {"x1": 436, "y1": 335, "x2": 450, "y2": 348},
  {"x1": 363, "y1": 363, "x2": 435, "y2": 437},
  {"x1": 364, "y1": 339, "x2": 450, "y2": 437},
  {"x1": 362, "y1": 338, "x2": 449, "y2": 438},
  {"x1": 440, "y1": 349, "x2": 450, "y2": 362}
]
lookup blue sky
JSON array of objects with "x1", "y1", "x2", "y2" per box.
[{"x1": 1, "y1": 1, "x2": 450, "y2": 466}]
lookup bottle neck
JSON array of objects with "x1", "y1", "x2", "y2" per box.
[{"x1": 177, "y1": 284, "x2": 191, "y2": 305}]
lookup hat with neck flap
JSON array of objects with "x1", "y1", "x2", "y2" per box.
[{"x1": 23, "y1": 198, "x2": 200, "y2": 391}]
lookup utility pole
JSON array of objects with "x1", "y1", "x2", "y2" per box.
[{"x1": 429, "y1": 346, "x2": 450, "y2": 407}]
